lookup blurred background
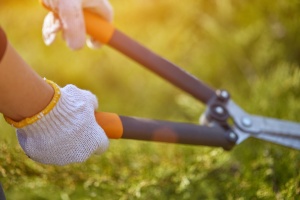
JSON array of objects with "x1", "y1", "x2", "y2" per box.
[{"x1": 1, "y1": 0, "x2": 300, "y2": 199}]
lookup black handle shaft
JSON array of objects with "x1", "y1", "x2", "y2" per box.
[
  {"x1": 120, "y1": 116, "x2": 235, "y2": 150},
  {"x1": 108, "y1": 30, "x2": 216, "y2": 104}
]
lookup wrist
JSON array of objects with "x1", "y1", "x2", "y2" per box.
[{"x1": 4, "y1": 79, "x2": 61, "y2": 128}]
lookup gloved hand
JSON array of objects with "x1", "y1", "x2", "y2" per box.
[
  {"x1": 6, "y1": 81, "x2": 109, "y2": 165},
  {"x1": 42, "y1": 0, "x2": 113, "y2": 50}
]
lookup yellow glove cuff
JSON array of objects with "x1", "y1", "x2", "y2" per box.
[{"x1": 4, "y1": 79, "x2": 61, "y2": 128}]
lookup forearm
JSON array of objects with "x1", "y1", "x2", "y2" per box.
[
  {"x1": 0, "y1": 28, "x2": 108, "y2": 165},
  {"x1": 0, "y1": 28, "x2": 54, "y2": 122}
]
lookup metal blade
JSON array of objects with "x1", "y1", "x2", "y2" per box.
[
  {"x1": 227, "y1": 100, "x2": 300, "y2": 150},
  {"x1": 254, "y1": 132, "x2": 300, "y2": 150},
  {"x1": 249, "y1": 115, "x2": 300, "y2": 138},
  {"x1": 233, "y1": 126, "x2": 300, "y2": 150}
]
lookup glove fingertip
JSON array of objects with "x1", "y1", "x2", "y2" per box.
[
  {"x1": 42, "y1": 12, "x2": 61, "y2": 46},
  {"x1": 94, "y1": 144, "x2": 109, "y2": 155},
  {"x1": 65, "y1": 37, "x2": 86, "y2": 50},
  {"x1": 86, "y1": 38, "x2": 102, "y2": 49},
  {"x1": 43, "y1": 34, "x2": 56, "y2": 46},
  {"x1": 87, "y1": 90, "x2": 99, "y2": 110}
]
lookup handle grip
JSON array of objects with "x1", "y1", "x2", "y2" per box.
[
  {"x1": 83, "y1": 10, "x2": 115, "y2": 44},
  {"x1": 95, "y1": 112, "x2": 123, "y2": 139}
]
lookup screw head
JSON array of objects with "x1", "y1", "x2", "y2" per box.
[
  {"x1": 229, "y1": 132, "x2": 237, "y2": 140},
  {"x1": 216, "y1": 90, "x2": 230, "y2": 102},
  {"x1": 220, "y1": 90, "x2": 229, "y2": 99},
  {"x1": 214, "y1": 106, "x2": 225, "y2": 115},
  {"x1": 241, "y1": 117, "x2": 252, "y2": 127}
]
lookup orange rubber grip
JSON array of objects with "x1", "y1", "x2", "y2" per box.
[
  {"x1": 83, "y1": 10, "x2": 115, "y2": 44},
  {"x1": 95, "y1": 112, "x2": 123, "y2": 139}
]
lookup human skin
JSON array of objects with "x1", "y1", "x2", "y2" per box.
[{"x1": 0, "y1": 38, "x2": 54, "y2": 122}]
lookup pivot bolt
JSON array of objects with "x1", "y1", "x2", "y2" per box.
[
  {"x1": 229, "y1": 132, "x2": 237, "y2": 141},
  {"x1": 216, "y1": 90, "x2": 230, "y2": 102},
  {"x1": 214, "y1": 106, "x2": 225, "y2": 115},
  {"x1": 241, "y1": 117, "x2": 252, "y2": 127}
]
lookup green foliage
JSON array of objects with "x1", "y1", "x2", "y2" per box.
[{"x1": 1, "y1": 0, "x2": 300, "y2": 199}]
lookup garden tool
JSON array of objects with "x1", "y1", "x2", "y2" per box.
[{"x1": 45, "y1": 6, "x2": 300, "y2": 151}]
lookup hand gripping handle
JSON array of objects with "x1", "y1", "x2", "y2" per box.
[{"x1": 41, "y1": 0, "x2": 115, "y2": 44}]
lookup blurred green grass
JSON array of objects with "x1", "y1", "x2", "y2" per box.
[{"x1": 1, "y1": 0, "x2": 300, "y2": 199}]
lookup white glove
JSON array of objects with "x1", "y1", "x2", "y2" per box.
[
  {"x1": 42, "y1": 0, "x2": 113, "y2": 50},
  {"x1": 16, "y1": 84, "x2": 109, "y2": 165}
]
